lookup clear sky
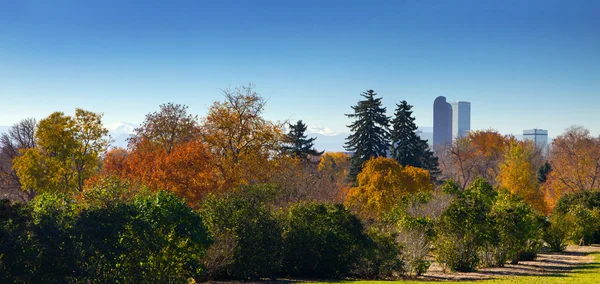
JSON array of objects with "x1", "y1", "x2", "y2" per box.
[{"x1": 1, "y1": 0, "x2": 599, "y2": 138}]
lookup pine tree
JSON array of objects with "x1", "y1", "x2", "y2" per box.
[
  {"x1": 344, "y1": 89, "x2": 390, "y2": 181},
  {"x1": 282, "y1": 120, "x2": 324, "y2": 159},
  {"x1": 390, "y1": 100, "x2": 440, "y2": 177}
]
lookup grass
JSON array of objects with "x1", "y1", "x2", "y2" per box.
[{"x1": 316, "y1": 253, "x2": 600, "y2": 284}]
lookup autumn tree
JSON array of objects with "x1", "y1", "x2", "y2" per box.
[
  {"x1": 390, "y1": 100, "x2": 439, "y2": 176},
  {"x1": 281, "y1": 120, "x2": 324, "y2": 159},
  {"x1": 544, "y1": 126, "x2": 600, "y2": 209},
  {"x1": 13, "y1": 109, "x2": 109, "y2": 194},
  {"x1": 103, "y1": 103, "x2": 217, "y2": 204},
  {"x1": 438, "y1": 130, "x2": 512, "y2": 189},
  {"x1": 0, "y1": 118, "x2": 37, "y2": 201},
  {"x1": 345, "y1": 90, "x2": 390, "y2": 182},
  {"x1": 201, "y1": 85, "x2": 284, "y2": 191},
  {"x1": 498, "y1": 141, "x2": 546, "y2": 213},
  {"x1": 345, "y1": 157, "x2": 433, "y2": 219},
  {"x1": 128, "y1": 102, "x2": 200, "y2": 154}
]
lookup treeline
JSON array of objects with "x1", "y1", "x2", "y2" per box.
[{"x1": 2, "y1": 85, "x2": 600, "y2": 282}]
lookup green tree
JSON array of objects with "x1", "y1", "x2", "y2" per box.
[
  {"x1": 282, "y1": 120, "x2": 324, "y2": 159},
  {"x1": 390, "y1": 101, "x2": 439, "y2": 176},
  {"x1": 282, "y1": 202, "x2": 367, "y2": 278},
  {"x1": 434, "y1": 179, "x2": 497, "y2": 272},
  {"x1": 345, "y1": 90, "x2": 390, "y2": 181},
  {"x1": 538, "y1": 161, "x2": 552, "y2": 183}
]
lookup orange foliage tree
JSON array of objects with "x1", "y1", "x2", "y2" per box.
[
  {"x1": 100, "y1": 103, "x2": 218, "y2": 205},
  {"x1": 544, "y1": 126, "x2": 600, "y2": 210},
  {"x1": 439, "y1": 130, "x2": 514, "y2": 189},
  {"x1": 498, "y1": 141, "x2": 546, "y2": 213},
  {"x1": 345, "y1": 157, "x2": 433, "y2": 219}
]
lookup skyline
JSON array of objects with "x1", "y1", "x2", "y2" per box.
[{"x1": 1, "y1": 0, "x2": 599, "y2": 138}]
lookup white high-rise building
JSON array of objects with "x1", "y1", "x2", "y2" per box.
[{"x1": 451, "y1": 101, "x2": 471, "y2": 140}]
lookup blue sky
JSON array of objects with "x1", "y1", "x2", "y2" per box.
[{"x1": 1, "y1": 0, "x2": 599, "y2": 138}]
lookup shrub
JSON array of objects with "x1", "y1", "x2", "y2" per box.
[
  {"x1": 353, "y1": 226, "x2": 405, "y2": 279},
  {"x1": 434, "y1": 179, "x2": 497, "y2": 272},
  {"x1": 488, "y1": 191, "x2": 542, "y2": 265},
  {"x1": 0, "y1": 200, "x2": 36, "y2": 284},
  {"x1": 199, "y1": 184, "x2": 283, "y2": 280},
  {"x1": 283, "y1": 202, "x2": 368, "y2": 279},
  {"x1": 542, "y1": 214, "x2": 568, "y2": 252}
]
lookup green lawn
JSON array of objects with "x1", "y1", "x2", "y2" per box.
[{"x1": 321, "y1": 253, "x2": 600, "y2": 284}]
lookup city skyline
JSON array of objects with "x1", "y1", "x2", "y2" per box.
[{"x1": 1, "y1": 1, "x2": 599, "y2": 139}]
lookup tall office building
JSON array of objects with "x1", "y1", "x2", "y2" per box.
[
  {"x1": 523, "y1": 129, "x2": 548, "y2": 151},
  {"x1": 433, "y1": 96, "x2": 452, "y2": 149},
  {"x1": 451, "y1": 101, "x2": 471, "y2": 140}
]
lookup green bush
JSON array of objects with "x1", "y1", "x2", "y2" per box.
[
  {"x1": 282, "y1": 202, "x2": 368, "y2": 279},
  {"x1": 542, "y1": 214, "x2": 568, "y2": 252},
  {"x1": 489, "y1": 191, "x2": 542, "y2": 265},
  {"x1": 0, "y1": 200, "x2": 36, "y2": 284},
  {"x1": 353, "y1": 226, "x2": 405, "y2": 279},
  {"x1": 199, "y1": 184, "x2": 283, "y2": 280},
  {"x1": 434, "y1": 179, "x2": 497, "y2": 272}
]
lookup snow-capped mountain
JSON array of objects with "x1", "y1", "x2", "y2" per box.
[{"x1": 106, "y1": 122, "x2": 138, "y2": 149}]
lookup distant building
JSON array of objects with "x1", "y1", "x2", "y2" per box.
[
  {"x1": 433, "y1": 96, "x2": 471, "y2": 149},
  {"x1": 523, "y1": 129, "x2": 548, "y2": 152},
  {"x1": 433, "y1": 96, "x2": 453, "y2": 149},
  {"x1": 451, "y1": 101, "x2": 471, "y2": 140}
]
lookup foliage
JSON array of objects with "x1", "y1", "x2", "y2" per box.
[
  {"x1": 345, "y1": 89, "x2": 390, "y2": 181},
  {"x1": 282, "y1": 120, "x2": 324, "y2": 159},
  {"x1": 128, "y1": 102, "x2": 200, "y2": 154},
  {"x1": 0, "y1": 199, "x2": 36, "y2": 283},
  {"x1": 434, "y1": 179, "x2": 497, "y2": 272},
  {"x1": 438, "y1": 130, "x2": 514, "y2": 189},
  {"x1": 0, "y1": 118, "x2": 37, "y2": 201},
  {"x1": 390, "y1": 100, "x2": 439, "y2": 176},
  {"x1": 545, "y1": 126, "x2": 600, "y2": 209},
  {"x1": 542, "y1": 214, "x2": 568, "y2": 252},
  {"x1": 488, "y1": 191, "x2": 542, "y2": 265},
  {"x1": 105, "y1": 139, "x2": 219, "y2": 205},
  {"x1": 282, "y1": 202, "x2": 368, "y2": 278},
  {"x1": 552, "y1": 190, "x2": 600, "y2": 245},
  {"x1": 353, "y1": 226, "x2": 405, "y2": 279},
  {"x1": 13, "y1": 110, "x2": 109, "y2": 194},
  {"x1": 498, "y1": 141, "x2": 546, "y2": 213},
  {"x1": 201, "y1": 85, "x2": 284, "y2": 191},
  {"x1": 199, "y1": 184, "x2": 283, "y2": 280},
  {"x1": 345, "y1": 157, "x2": 433, "y2": 219}
]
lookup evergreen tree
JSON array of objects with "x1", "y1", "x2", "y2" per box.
[
  {"x1": 390, "y1": 100, "x2": 440, "y2": 177},
  {"x1": 344, "y1": 89, "x2": 390, "y2": 181},
  {"x1": 537, "y1": 161, "x2": 552, "y2": 183},
  {"x1": 282, "y1": 120, "x2": 324, "y2": 159}
]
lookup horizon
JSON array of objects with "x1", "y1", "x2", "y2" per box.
[{"x1": 1, "y1": 0, "x2": 599, "y2": 143}]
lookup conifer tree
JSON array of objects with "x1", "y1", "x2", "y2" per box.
[
  {"x1": 282, "y1": 120, "x2": 324, "y2": 159},
  {"x1": 390, "y1": 100, "x2": 439, "y2": 176},
  {"x1": 344, "y1": 89, "x2": 390, "y2": 181}
]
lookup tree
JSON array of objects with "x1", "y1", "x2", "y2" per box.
[
  {"x1": 345, "y1": 90, "x2": 390, "y2": 181},
  {"x1": 0, "y1": 118, "x2": 37, "y2": 201},
  {"x1": 128, "y1": 102, "x2": 200, "y2": 154},
  {"x1": 345, "y1": 157, "x2": 433, "y2": 219},
  {"x1": 13, "y1": 110, "x2": 109, "y2": 194},
  {"x1": 201, "y1": 85, "x2": 284, "y2": 191},
  {"x1": 390, "y1": 101, "x2": 439, "y2": 176},
  {"x1": 544, "y1": 126, "x2": 600, "y2": 210},
  {"x1": 281, "y1": 120, "x2": 323, "y2": 159},
  {"x1": 498, "y1": 141, "x2": 546, "y2": 213},
  {"x1": 438, "y1": 130, "x2": 513, "y2": 189}
]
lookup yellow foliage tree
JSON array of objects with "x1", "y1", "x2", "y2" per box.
[
  {"x1": 345, "y1": 157, "x2": 433, "y2": 219},
  {"x1": 13, "y1": 109, "x2": 109, "y2": 193},
  {"x1": 498, "y1": 141, "x2": 546, "y2": 213},
  {"x1": 201, "y1": 85, "x2": 284, "y2": 191},
  {"x1": 318, "y1": 152, "x2": 351, "y2": 186}
]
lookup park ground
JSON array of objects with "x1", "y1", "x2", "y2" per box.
[{"x1": 318, "y1": 245, "x2": 600, "y2": 284}]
